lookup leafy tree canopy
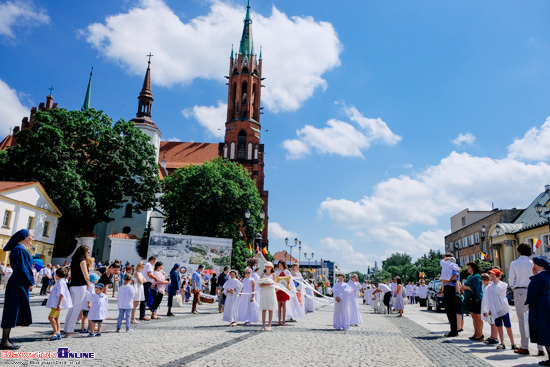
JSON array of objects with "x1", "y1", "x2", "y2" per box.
[
  {"x1": 0, "y1": 108, "x2": 160, "y2": 234},
  {"x1": 160, "y1": 158, "x2": 264, "y2": 274},
  {"x1": 160, "y1": 157, "x2": 264, "y2": 241},
  {"x1": 382, "y1": 253, "x2": 412, "y2": 269}
]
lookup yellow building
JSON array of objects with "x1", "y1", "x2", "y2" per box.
[
  {"x1": 489, "y1": 185, "x2": 550, "y2": 278},
  {"x1": 0, "y1": 182, "x2": 61, "y2": 265}
]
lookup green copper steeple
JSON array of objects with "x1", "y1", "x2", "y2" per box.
[
  {"x1": 239, "y1": 0, "x2": 253, "y2": 57},
  {"x1": 81, "y1": 67, "x2": 93, "y2": 111}
]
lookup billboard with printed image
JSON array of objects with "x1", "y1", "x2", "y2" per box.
[{"x1": 147, "y1": 232, "x2": 232, "y2": 275}]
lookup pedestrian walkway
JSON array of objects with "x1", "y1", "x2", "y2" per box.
[{"x1": 4, "y1": 297, "x2": 541, "y2": 366}]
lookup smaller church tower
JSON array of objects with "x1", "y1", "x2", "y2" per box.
[
  {"x1": 131, "y1": 55, "x2": 161, "y2": 163},
  {"x1": 81, "y1": 67, "x2": 93, "y2": 111}
]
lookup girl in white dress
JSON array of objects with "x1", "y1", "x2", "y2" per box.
[
  {"x1": 237, "y1": 268, "x2": 259, "y2": 325},
  {"x1": 131, "y1": 262, "x2": 146, "y2": 324},
  {"x1": 333, "y1": 274, "x2": 353, "y2": 330},
  {"x1": 258, "y1": 262, "x2": 277, "y2": 331},
  {"x1": 304, "y1": 279, "x2": 315, "y2": 312},
  {"x1": 222, "y1": 270, "x2": 243, "y2": 326},
  {"x1": 288, "y1": 264, "x2": 305, "y2": 321}
]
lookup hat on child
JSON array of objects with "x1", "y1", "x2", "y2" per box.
[
  {"x1": 95, "y1": 283, "x2": 105, "y2": 289},
  {"x1": 124, "y1": 273, "x2": 132, "y2": 281},
  {"x1": 89, "y1": 273, "x2": 100, "y2": 283},
  {"x1": 488, "y1": 269, "x2": 502, "y2": 277}
]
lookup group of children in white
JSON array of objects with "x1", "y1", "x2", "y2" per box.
[
  {"x1": 46, "y1": 268, "x2": 134, "y2": 340},
  {"x1": 220, "y1": 260, "x2": 363, "y2": 331}
]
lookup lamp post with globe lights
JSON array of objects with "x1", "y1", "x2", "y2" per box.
[
  {"x1": 284, "y1": 237, "x2": 299, "y2": 265},
  {"x1": 244, "y1": 209, "x2": 265, "y2": 253}
]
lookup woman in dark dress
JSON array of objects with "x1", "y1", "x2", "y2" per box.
[
  {"x1": 526, "y1": 255, "x2": 550, "y2": 366},
  {"x1": 1, "y1": 229, "x2": 34, "y2": 350},
  {"x1": 462, "y1": 262, "x2": 483, "y2": 341},
  {"x1": 166, "y1": 263, "x2": 180, "y2": 316}
]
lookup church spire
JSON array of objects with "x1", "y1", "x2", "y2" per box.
[
  {"x1": 136, "y1": 54, "x2": 154, "y2": 118},
  {"x1": 239, "y1": 0, "x2": 253, "y2": 57},
  {"x1": 81, "y1": 67, "x2": 93, "y2": 111}
]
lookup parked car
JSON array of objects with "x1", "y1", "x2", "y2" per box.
[{"x1": 427, "y1": 280, "x2": 444, "y2": 312}]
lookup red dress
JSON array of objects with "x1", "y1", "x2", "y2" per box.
[{"x1": 276, "y1": 270, "x2": 290, "y2": 302}]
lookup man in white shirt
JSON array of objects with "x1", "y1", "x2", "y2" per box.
[
  {"x1": 39, "y1": 264, "x2": 52, "y2": 295},
  {"x1": 509, "y1": 243, "x2": 534, "y2": 355},
  {"x1": 139, "y1": 256, "x2": 158, "y2": 321},
  {"x1": 372, "y1": 282, "x2": 392, "y2": 314}
]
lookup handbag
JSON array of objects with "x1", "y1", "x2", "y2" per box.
[{"x1": 174, "y1": 293, "x2": 184, "y2": 308}]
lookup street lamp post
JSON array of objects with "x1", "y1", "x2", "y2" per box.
[
  {"x1": 284, "y1": 237, "x2": 298, "y2": 265},
  {"x1": 244, "y1": 209, "x2": 265, "y2": 253},
  {"x1": 304, "y1": 252, "x2": 314, "y2": 267},
  {"x1": 298, "y1": 241, "x2": 302, "y2": 267}
]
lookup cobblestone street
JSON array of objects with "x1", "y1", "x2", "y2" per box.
[{"x1": 1, "y1": 294, "x2": 546, "y2": 367}]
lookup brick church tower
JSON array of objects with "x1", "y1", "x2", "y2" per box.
[{"x1": 219, "y1": 1, "x2": 269, "y2": 248}]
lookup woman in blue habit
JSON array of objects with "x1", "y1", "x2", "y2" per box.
[{"x1": 1, "y1": 229, "x2": 35, "y2": 350}]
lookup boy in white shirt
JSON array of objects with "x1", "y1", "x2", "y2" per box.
[
  {"x1": 117, "y1": 273, "x2": 136, "y2": 332},
  {"x1": 88, "y1": 283, "x2": 108, "y2": 337},
  {"x1": 482, "y1": 269, "x2": 517, "y2": 350},
  {"x1": 46, "y1": 267, "x2": 72, "y2": 341}
]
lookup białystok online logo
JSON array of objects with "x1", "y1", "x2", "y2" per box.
[{"x1": 1, "y1": 348, "x2": 95, "y2": 360}]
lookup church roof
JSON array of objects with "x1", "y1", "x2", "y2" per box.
[
  {"x1": 108, "y1": 233, "x2": 139, "y2": 240},
  {"x1": 159, "y1": 141, "x2": 219, "y2": 171},
  {"x1": 0, "y1": 181, "x2": 35, "y2": 192},
  {"x1": 81, "y1": 68, "x2": 93, "y2": 111},
  {"x1": 272, "y1": 250, "x2": 297, "y2": 263},
  {"x1": 0, "y1": 134, "x2": 15, "y2": 150},
  {"x1": 239, "y1": 1, "x2": 254, "y2": 57}
]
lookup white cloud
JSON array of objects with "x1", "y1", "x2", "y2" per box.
[
  {"x1": 269, "y1": 222, "x2": 298, "y2": 241},
  {"x1": 283, "y1": 104, "x2": 401, "y2": 159},
  {"x1": 0, "y1": 0, "x2": 49, "y2": 39},
  {"x1": 507, "y1": 117, "x2": 550, "y2": 161},
  {"x1": 82, "y1": 0, "x2": 341, "y2": 113},
  {"x1": 182, "y1": 101, "x2": 226, "y2": 139},
  {"x1": 0, "y1": 79, "x2": 30, "y2": 136},
  {"x1": 320, "y1": 237, "x2": 377, "y2": 270},
  {"x1": 320, "y1": 151, "x2": 550, "y2": 230},
  {"x1": 452, "y1": 132, "x2": 476, "y2": 146},
  {"x1": 165, "y1": 137, "x2": 181, "y2": 142}
]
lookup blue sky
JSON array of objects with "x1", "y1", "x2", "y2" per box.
[{"x1": 2, "y1": 0, "x2": 550, "y2": 272}]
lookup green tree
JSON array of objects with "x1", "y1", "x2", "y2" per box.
[
  {"x1": 160, "y1": 157, "x2": 265, "y2": 274},
  {"x1": 414, "y1": 249, "x2": 444, "y2": 281},
  {"x1": 371, "y1": 269, "x2": 392, "y2": 283},
  {"x1": 0, "y1": 108, "x2": 160, "y2": 236},
  {"x1": 382, "y1": 253, "x2": 412, "y2": 269}
]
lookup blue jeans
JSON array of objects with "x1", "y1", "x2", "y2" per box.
[{"x1": 117, "y1": 308, "x2": 131, "y2": 330}]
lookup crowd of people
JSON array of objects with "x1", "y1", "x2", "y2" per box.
[{"x1": 0, "y1": 229, "x2": 549, "y2": 366}]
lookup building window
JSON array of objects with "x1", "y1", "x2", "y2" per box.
[
  {"x1": 2, "y1": 210, "x2": 12, "y2": 227},
  {"x1": 482, "y1": 240, "x2": 486, "y2": 253},
  {"x1": 230, "y1": 142, "x2": 235, "y2": 159},
  {"x1": 474, "y1": 233, "x2": 480, "y2": 243},
  {"x1": 124, "y1": 203, "x2": 133, "y2": 218},
  {"x1": 237, "y1": 131, "x2": 246, "y2": 159},
  {"x1": 461, "y1": 217, "x2": 466, "y2": 226},
  {"x1": 223, "y1": 144, "x2": 228, "y2": 158},
  {"x1": 27, "y1": 216, "x2": 35, "y2": 230},
  {"x1": 247, "y1": 143, "x2": 253, "y2": 160},
  {"x1": 254, "y1": 144, "x2": 258, "y2": 160},
  {"x1": 469, "y1": 234, "x2": 474, "y2": 246},
  {"x1": 543, "y1": 234, "x2": 550, "y2": 254},
  {"x1": 42, "y1": 221, "x2": 50, "y2": 237}
]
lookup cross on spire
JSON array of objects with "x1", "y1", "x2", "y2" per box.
[
  {"x1": 147, "y1": 52, "x2": 154, "y2": 64},
  {"x1": 48, "y1": 86, "x2": 54, "y2": 95}
]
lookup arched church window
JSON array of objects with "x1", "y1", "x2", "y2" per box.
[
  {"x1": 247, "y1": 143, "x2": 253, "y2": 160},
  {"x1": 237, "y1": 131, "x2": 246, "y2": 160},
  {"x1": 230, "y1": 142, "x2": 235, "y2": 160},
  {"x1": 124, "y1": 203, "x2": 133, "y2": 218},
  {"x1": 254, "y1": 144, "x2": 258, "y2": 160},
  {"x1": 223, "y1": 144, "x2": 228, "y2": 159}
]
